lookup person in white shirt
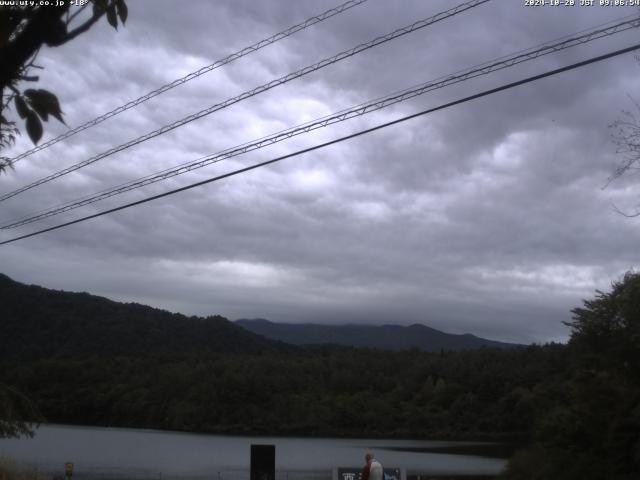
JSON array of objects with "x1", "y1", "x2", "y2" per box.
[{"x1": 361, "y1": 453, "x2": 383, "y2": 480}]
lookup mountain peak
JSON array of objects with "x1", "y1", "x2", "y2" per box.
[{"x1": 236, "y1": 319, "x2": 521, "y2": 351}]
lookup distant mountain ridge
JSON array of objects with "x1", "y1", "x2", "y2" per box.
[
  {"x1": 0, "y1": 273, "x2": 289, "y2": 359},
  {"x1": 0, "y1": 272, "x2": 518, "y2": 360},
  {"x1": 236, "y1": 318, "x2": 520, "y2": 351}
]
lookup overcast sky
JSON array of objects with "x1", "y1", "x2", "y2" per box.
[{"x1": 1, "y1": 0, "x2": 640, "y2": 343}]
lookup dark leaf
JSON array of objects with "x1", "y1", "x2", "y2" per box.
[
  {"x1": 27, "y1": 97, "x2": 49, "y2": 122},
  {"x1": 0, "y1": 14, "x2": 11, "y2": 47},
  {"x1": 93, "y1": 0, "x2": 108, "y2": 13},
  {"x1": 25, "y1": 111, "x2": 43, "y2": 145},
  {"x1": 0, "y1": 158, "x2": 14, "y2": 174},
  {"x1": 43, "y1": 18, "x2": 67, "y2": 47},
  {"x1": 116, "y1": 0, "x2": 128, "y2": 24},
  {"x1": 106, "y1": 4, "x2": 117, "y2": 29},
  {"x1": 24, "y1": 89, "x2": 65, "y2": 125},
  {"x1": 92, "y1": 0, "x2": 107, "y2": 20},
  {"x1": 14, "y1": 95, "x2": 29, "y2": 119},
  {"x1": 33, "y1": 108, "x2": 49, "y2": 122}
]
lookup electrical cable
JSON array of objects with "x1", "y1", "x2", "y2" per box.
[
  {"x1": 0, "y1": 0, "x2": 490, "y2": 203},
  {"x1": 7, "y1": 0, "x2": 370, "y2": 165},
  {"x1": 2, "y1": 41, "x2": 638, "y2": 246},
  {"x1": 3, "y1": 14, "x2": 638, "y2": 229}
]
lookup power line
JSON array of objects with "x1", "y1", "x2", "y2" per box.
[
  {"x1": 7, "y1": 0, "x2": 369, "y2": 165},
  {"x1": 3, "y1": 14, "x2": 638, "y2": 230},
  {"x1": 2, "y1": 42, "x2": 638, "y2": 247},
  {"x1": 0, "y1": 0, "x2": 490, "y2": 203},
  {"x1": 2, "y1": 14, "x2": 634, "y2": 228}
]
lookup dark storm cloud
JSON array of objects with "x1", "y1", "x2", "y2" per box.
[{"x1": 1, "y1": 0, "x2": 639, "y2": 343}]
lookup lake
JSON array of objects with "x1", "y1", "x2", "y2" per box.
[{"x1": 0, "y1": 425, "x2": 505, "y2": 478}]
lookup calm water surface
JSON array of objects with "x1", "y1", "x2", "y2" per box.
[{"x1": 0, "y1": 425, "x2": 505, "y2": 476}]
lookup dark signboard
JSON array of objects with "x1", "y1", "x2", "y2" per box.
[
  {"x1": 250, "y1": 444, "x2": 275, "y2": 480},
  {"x1": 337, "y1": 467, "x2": 401, "y2": 480}
]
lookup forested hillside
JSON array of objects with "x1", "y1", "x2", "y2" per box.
[
  {"x1": 0, "y1": 273, "x2": 288, "y2": 358},
  {"x1": 1, "y1": 272, "x2": 638, "y2": 478}
]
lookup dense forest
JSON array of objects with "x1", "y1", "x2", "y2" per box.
[
  {"x1": 0, "y1": 345, "x2": 566, "y2": 439},
  {"x1": 1, "y1": 272, "x2": 639, "y2": 479}
]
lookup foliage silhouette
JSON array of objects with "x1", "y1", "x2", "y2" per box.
[{"x1": 0, "y1": 0, "x2": 127, "y2": 172}]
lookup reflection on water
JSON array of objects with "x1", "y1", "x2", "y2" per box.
[{"x1": 0, "y1": 425, "x2": 505, "y2": 477}]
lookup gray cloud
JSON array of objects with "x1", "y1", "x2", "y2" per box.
[{"x1": 1, "y1": 0, "x2": 640, "y2": 344}]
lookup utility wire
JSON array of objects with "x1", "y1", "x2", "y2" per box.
[
  {"x1": 0, "y1": 0, "x2": 490, "y2": 203},
  {"x1": 2, "y1": 42, "x2": 638, "y2": 247},
  {"x1": 7, "y1": 0, "x2": 369, "y2": 165},
  {"x1": 3, "y1": 14, "x2": 638, "y2": 229}
]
